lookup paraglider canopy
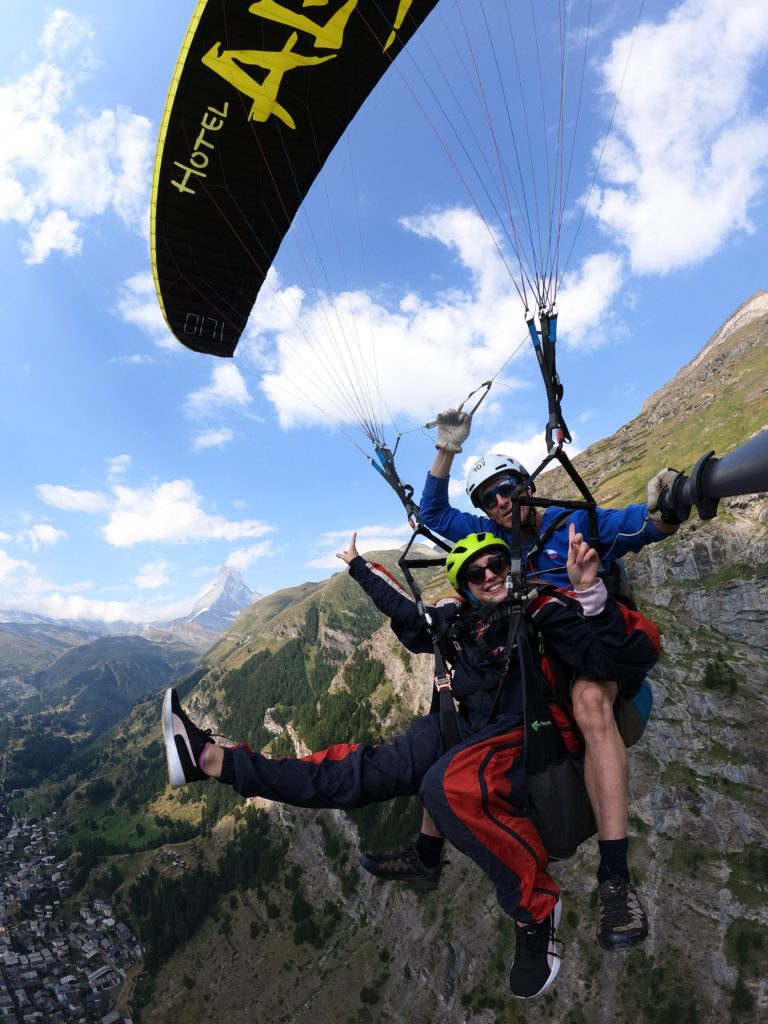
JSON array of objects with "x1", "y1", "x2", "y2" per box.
[{"x1": 151, "y1": 0, "x2": 439, "y2": 358}]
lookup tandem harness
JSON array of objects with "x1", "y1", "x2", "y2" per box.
[
  {"x1": 397, "y1": 520, "x2": 603, "y2": 860},
  {"x1": 398, "y1": 531, "x2": 590, "y2": 754}
]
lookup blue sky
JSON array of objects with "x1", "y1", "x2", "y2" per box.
[{"x1": 1, "y1": 0, "x2": 767, "y2": 624}]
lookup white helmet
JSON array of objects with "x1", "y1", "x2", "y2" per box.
[{"x1": 465, "y1": 452, "x2": 533, "y2": 509}]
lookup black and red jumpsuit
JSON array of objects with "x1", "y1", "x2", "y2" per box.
[{"x1": 220, "y1": 557, "x2": 659, "y2": 925}]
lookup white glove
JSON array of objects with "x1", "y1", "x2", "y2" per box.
[
  {"x1": 646, "y1": 467, "x2": 681, "y2": 521},
  {"x1": 426, "y1": 408, "x2": 473, "y2": 453}
]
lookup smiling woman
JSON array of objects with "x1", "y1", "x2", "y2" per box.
[{"x1": 444, "y1": 530, "x2": 511, "y2": 596}]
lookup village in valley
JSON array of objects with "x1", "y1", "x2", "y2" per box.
[{"x1": 0, "y1": 809, "x2": 139, "y2": 1024}]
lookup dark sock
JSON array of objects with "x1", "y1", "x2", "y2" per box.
[
  {"x1": 414, "y1": 832, "x2": 445, "y2": 867},
  {"x1": 597, "y1": 837, "x2": 630, "y2": 884}
]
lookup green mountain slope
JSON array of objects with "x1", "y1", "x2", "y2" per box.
[
  {"x1": 0, "y1": 620, "x2": 101, "y2": 691},
  {"x1": 543, "y1": 291, "x2": 768, "y2": 507}
]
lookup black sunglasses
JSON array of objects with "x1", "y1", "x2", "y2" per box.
[
  {"x1": 479, "y1": 474, "x2": 525, "y2": 510},
  {"x1": 463, "y1": 552, "x2": 511, "y2": 586}
]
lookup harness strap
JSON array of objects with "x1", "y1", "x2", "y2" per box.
[
  {"x1": 398, "y1": 530, "x2": 461, "y2": 751},
  {"x1": 527, "y1": 311, "x2": 572, "y2": 450},
  {"x1": 433, "y1": 669, "x2": 461, "y2": 750}
]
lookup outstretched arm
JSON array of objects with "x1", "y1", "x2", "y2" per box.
[
  {"x1": 420, "y1": 406, "x2": 493, "y2": 542},
  {"x1": 337, "y1": 533, "x2": 436, "y2": 653},
  {"x1": 430, "y1": 447, "x2": 457, "y2": 478}
]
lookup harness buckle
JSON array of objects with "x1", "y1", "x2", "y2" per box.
[{"x1": 434, "y1": 675, "x2": 453, "y2": 693}]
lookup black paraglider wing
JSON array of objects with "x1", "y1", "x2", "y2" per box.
[{"x1": 151, "y1": 0, "x2": 439, "y2": 357}]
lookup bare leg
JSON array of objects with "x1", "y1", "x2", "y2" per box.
[
  {"x1": 420, "y1": 810, "x2": 442, "y2": 838},
  {"x1": 201, "y1": 743, "x2": 224, "y2": 778},
  {"x1": 570, "y1": 677, "x2": 627, "y2": 839}
]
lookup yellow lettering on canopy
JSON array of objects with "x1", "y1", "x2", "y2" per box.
[
  {"x1": 248, "y1": 0, "x2": 357, "y2": 51},
  {"x1": 201, "y1": 33, "x2": 336, "y2": 128},
  {"x1": 385, "y1": 0, "x2": 415, "y2": 51}
]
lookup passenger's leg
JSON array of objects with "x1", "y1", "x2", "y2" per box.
[
  {"x1": 571, "y1": 676, "x2": 648, "y2": 951},
  {"x1": 571, "y1": 677, "x2": 627, "y2": 844},
  {"x1": 163, "y1": 687, "x2": 443, "y2": 810},
  {"x1": 358, "y1": 808, "x2": 446, "y2": 889},
  {"x1": 419, "y1": 719, "x2": 562, "y2": 999}
]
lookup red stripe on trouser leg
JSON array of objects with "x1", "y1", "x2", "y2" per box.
[
  {"x1": 299, "y1": 743, "x2": 362, "y2": 764},
  {"x1": 442, "y1": 730, "x2": 558, "y2": 922}
]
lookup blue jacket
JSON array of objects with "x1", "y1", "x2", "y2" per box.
[{"x1": 420, "y1": 473, "x2": 667, "y2": 586}]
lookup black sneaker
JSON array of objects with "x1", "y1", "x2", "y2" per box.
[
  {"x1": 509, "y1": 897, "x2": 563, "y2": 999},
  {"x1": 597, "y1": 876, "x2": 648, "y2": 951},
  {"x1": 359, "y1": 843, "x2": 443, "y2": 891},
  {"x1": 162, "y1": 688, "x2": 213, "y2": 789}
]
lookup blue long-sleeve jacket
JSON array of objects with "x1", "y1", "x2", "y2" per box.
[{"x1": 420, "y1": 472, "x2": 667, "y2": 586}]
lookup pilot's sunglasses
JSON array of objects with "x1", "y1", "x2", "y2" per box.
[
  {"x1": 479, "y1": 474, "x2": 525, "y2": 510},
  {"x1": 463, "y1": 553, "x2": 511, "y2": 585}
]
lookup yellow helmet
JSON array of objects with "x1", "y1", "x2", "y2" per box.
[{"x1": 445, "y1": 532, "x2": 511, "y2": 590}]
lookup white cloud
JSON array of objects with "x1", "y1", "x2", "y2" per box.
[
  {"x1": 592, "y1": 0, "x2": 768, "y2": 274},
  {"x1": 37, "y1": 473, "x2": 277, "y2": 553},
  {"x1": 134, "y1": 560, "x2": 170, "y2": 590},
  {"x1": 0, "y1": 587, "x2": 192, "y2": 625},
  {"x1": 103, "y1": 479, "x2": 275, "y2": 548},
  {"x1": 306, "y1": 524, "x2": 413, "y2": 570},
  {"x1": 0, "y1": 542, "x2": 190, "y2": 625},
  {"x1": 37, "y1": 484, "x2": 110, "y2": 513},
  {"x1": 251, "y1": 208, "x2": 529, "y2": 431},
  {"x1": 22, "y1": 209, "x2": 82, "y2": 264},
  {"x1": 225, "y1": 540, "x2": 276, "y2": 571},
  {"x1": 402, "y1": 207, "x2": 514, "y2": 305},
  {"x1": 0, "y1": 177, "x2": 34, "y2": 223},
  {"x1": 186, "y1": 364, "x2": 252, "y2": 414},
  {"x1": 0, "y1": 549, "x2": 36, "y2": 586},
  {"x1": 18, "y1": 524, "x2": 68, "y2": 550},
  {"x1": 557, "y1": 252, "x2": 625, "y2": 347},
  {"x1": 115, "y1": 272, "x2": 176, "y2": 349},
  {"x1": 193, "y1": 428, "x2": 235, "y2": 451},
  {"x1": 41, "y1": 9, "x2": 95, "y2": 58},
  {"x1": 112, "y1": 353, "x2": 155, "y2": 365},
  {"x1": 107, "y1": 454, "x2": 131, "y2": 480},
  {"x1": 0, "y1": 14, "x2": 153, "y2": 262}
]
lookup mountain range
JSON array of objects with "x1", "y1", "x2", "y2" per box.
[{"x1": 0, "y1": 564, "x2": 259, "y2": 749}]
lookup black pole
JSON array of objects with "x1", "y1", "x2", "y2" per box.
[
  {"x1": 696, "y1": 430, "x2": 768, "y2": 498},
  {"x1": 660, "y1": 430, "x2": 768, "y2": 521}
]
